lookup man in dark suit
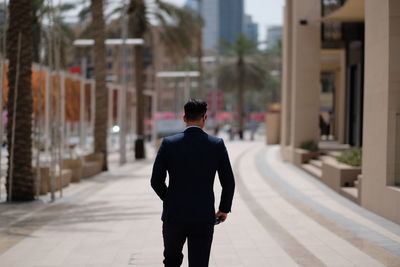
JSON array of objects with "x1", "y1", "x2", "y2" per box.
[{"x1": 151, "y1": 99, "x2": 235, "y2": 267}]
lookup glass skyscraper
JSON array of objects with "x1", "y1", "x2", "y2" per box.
[
  {"x1": 218, "y1": 0, "x2": 244, "y2": 49},
  {"x1": 186, "y1": 0, "x2": 244, "y2": 52}
]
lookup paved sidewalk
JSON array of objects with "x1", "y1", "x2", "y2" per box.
[{"x1": 0, "y1": 139, "x2": 399, "y2": 266}]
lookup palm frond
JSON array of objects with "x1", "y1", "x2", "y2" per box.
[
  {"x1": 218, "y1": 34, "x2": 266, "y2": 93},
  {"x1": 58, "y1": 3, "x2": 75, "y2": 12},
  {"x1": 79, "y1": 5, "x2": 91, "y2": 22},
  {"x1": 106, "y1": 6, "x2": 124, "y2": 21}
]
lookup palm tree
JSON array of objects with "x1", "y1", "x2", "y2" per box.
[
  {"x1": 195, "y1": 18, "x2": 204, "y2": 99},
  {"x1": 218, "y1": 34, "x2": 265, "y2": 140},
  {"x1": 128, "y1": 0, "x2": 146, "y2": 159},
  {"x1": 263, "y1": 40, "x2": 282, "y2": 106},
  {"x1": 194, "y1": 0, "x2": 204, "y2": 98},
  {"x1": 127, "y1": 0, "x2": 198, "y2": 159},
  {"x1": 32, "y1": 0, "x2": 75, "y2": 67},
  {"x1": 90, "y1": 0, "x2": 108, "y2": 170},
  {"x1": 6, "y1": 0, "x2": 34, "y2": 201}
]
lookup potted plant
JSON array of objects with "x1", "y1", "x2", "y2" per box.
[
  {"x1": 293, "y1": 140, "x2": 319, "y2": 166},
  {"x1": 321, "y1": 148, "x2": 362, "y2": 193}
]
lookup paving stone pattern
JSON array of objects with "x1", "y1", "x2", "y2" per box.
[{"x1": 0, "y1": 139, "x2": 399, "y2": 266}]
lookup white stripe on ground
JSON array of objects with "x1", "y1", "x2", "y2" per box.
[
  {"x1": 266, "y1": 146, "x2": 400, "y2": 245},
  {"x1": 242, "y1": 145, "x2": 384, "y2": 267}
]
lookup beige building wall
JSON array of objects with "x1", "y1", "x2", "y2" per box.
[
  {"x1": 362, "y1": 0, "x2": 400, "y2": 224},
  {"x1": 289, "y1": 0, "x2": 321, "y2": 150},
  {"x1": 280, "y1": 0, "x2": 293, "y2": 160}
]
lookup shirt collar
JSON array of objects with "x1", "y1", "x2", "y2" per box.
[{"x1": 185, "y1": 125, "x2": 202, "y2": 130}]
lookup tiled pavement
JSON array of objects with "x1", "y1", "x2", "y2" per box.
[{"x1": 0, "y1": 138, "x2": 400, "y2": 266}]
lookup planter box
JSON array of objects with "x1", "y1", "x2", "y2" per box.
[
  {"x1": 321, "y1": 157, "x2": 361, "y2": 192},
  {"x1": 62, "y1": 158, "x2": 83, "y2": 183},
  {"x1": 356, "y1": 174, "x2": 362, "y2": 203},
  {"x1": 82, "y1": 153, "x2": 104, "y2": 178},
  {"x1": 35, "y1": 166, "x2": 72, "y2": 195},
  {"x1": 293, "y1": 148, "x2": 319, "y2": 167},
  {"x1": 266, "y1": 112, "x2": 280, "y2": 145}
]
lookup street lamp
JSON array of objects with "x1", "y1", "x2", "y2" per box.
[
  {"x1": 73, "y1": 38, "x2": 144, "y2": 163},
  {"x1": 156, "y1": 71, "x2": 200, "y2": 101},
  {"x1": 154, "y1": 71, "x2": 200, "y2": 145}
]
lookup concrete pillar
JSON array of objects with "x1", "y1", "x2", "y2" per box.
[
  {"x1": 60, "y1": 72, "x2": 66, "y2": 153},
  {"x1": 280, "y1": 0, "x2": 293, "y2": 160},
  {"x1": 90, "y1": 80, "x2": 95, "y2": 141},
  {"x1": 79, "y1": 59, "x2": 87, "y2": 150},
  {"x1": 362, "y1": 0, "x2": 400, "y2": 224},
  {"x1": 45, "y1": 68, "x2": 51, "y2": 155},
  {"x1": 107, "y1": 86, "x2": 113, "y2": 151},
  {"x1": 335, "y1": 50, "x2": 347, "y2": 144},
  {"x1": 289, "y1": 0, "x2": 321, "y2": 151}
]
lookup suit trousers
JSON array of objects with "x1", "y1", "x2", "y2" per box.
[{"x1": 162, "y1": 221, "x2": 214, "y2": 267}]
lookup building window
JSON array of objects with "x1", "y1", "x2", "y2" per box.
[
  {"x1": 127, "y1": 48, "x2": 133, "y2": 56},
  {"x1": 107, "y1": 48, "x2": 113, "y2": 57},
  {"x1": 321, "y1": 72, "x2": 335, "y2": 93},
  {"x1": 107, "y1": 62, "x2": 113, "y2": 70},
  {"x1": 395, "y1": 113, "x2": 400, "y2": 186}
]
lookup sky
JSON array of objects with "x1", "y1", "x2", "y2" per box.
[
  {"x1": 65, "y1": 0, "x2": 284, "y2": 42},
  {"x1": 164, "y1": 0, "x2": 285, "y2": 41}
]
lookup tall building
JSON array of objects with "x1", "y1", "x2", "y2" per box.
[
  {"x1": 218, "y1": 0, "x2": 244, "y2": 47},
  {"x1": 266, "y1": 25, "x2": 283, "y2": 49},
  {"x1": 201, "y1": 0, "x2": 219, "y2": 52},
  {"x1": 195, "y1": 0, "x2": 244, "y2": 53},
  {"x1": 244, "y1": 14, "x2": 259, "y2": 44}
]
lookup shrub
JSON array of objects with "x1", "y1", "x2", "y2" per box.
[
  {"x1": 299, "y1": 140, "x2": 319, "y2": 152},
  {"x1": 337, "y1": 148, "x2": 362, "y2": 167}
]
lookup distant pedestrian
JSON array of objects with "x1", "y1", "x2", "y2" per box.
[
  {"x1": 151, "y1": 99, "x2": 235, "y2": 267},
  {"x1": 214, "y1": 124, "x2": 220, "y2": 136},
  {"x1": 250, "y1": 122, "x2": 257, "y2": 141},
  {"x1": 227, "y1": 124, "x2": 234, "y2": 141}
]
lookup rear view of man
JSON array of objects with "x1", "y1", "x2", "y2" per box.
[{"x1": 151, "y1": 99, "x2": 235, "y2": 267}]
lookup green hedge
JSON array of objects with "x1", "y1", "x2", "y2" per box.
[
  {"x1": 299, "y1": 140, "x2": 319, "y2": 152},
  {"x1": 337, "y1": 148, "x2": 362, "y2": 167}
]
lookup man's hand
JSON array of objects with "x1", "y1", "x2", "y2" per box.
[{"x1": 216, "y1": 211, "x2": 228, "y2": 223}]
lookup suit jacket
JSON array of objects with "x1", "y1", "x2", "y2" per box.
[{"x1": 151, "y1": 127, "x2": 235, "y2": 223}]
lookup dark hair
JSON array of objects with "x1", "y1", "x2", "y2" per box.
[{"x1": 184, "y1": 99, "x2": 207, "y2": 121}]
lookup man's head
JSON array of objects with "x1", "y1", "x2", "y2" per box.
[{"x1": 183, "y1": 99, "x2": 207, "y2": 128}]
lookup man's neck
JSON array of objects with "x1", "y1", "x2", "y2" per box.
[{"x1": 185, "y1": 123, "x2": 203, "y2": 129}]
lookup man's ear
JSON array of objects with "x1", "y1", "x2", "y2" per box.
[{"x1": 183, "y1": 115, "x2": 187, "y2": 123}]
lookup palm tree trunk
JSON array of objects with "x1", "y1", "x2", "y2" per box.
[
  {"x1": 134, "y1": 45, "x2": 146, "y2": 159},
  {"x1": 237, "y1": 54, "x2": 245, "y2": 140},
  {"x1": 6, "y1": 0, "x2": 34, "y2": 201},
  {"x1": 196, "y1": 0, "x2": 204, "y2": 99},
  {"x1": 128, "y1": 0, "x2": 147, "y2": 159},
  {"x1": 32, "y1": 18, "x2": 41, "y2": 63},
  {"x1": 90, "y1": 0, "x2": 108, "y2": 170},
  {"x1": 196, "y1": 32, "x2": 204, "y2": 99}
]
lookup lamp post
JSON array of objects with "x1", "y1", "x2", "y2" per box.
[
  {"x1": 73, "y1": 38, "x2": 144, "y2": 163},
  {"x1": 154, "y1": 71, "x2": 200, "y2": 144}
]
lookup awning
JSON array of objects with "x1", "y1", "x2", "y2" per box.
[{"x1": 323, "y1": 0, "x2": 365, "y2": 22}]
